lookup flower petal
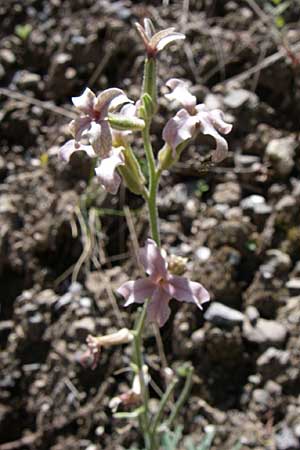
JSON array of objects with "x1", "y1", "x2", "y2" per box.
[
  {"x1": 60, "y1": 139, "x2": 95, "y2": 162},
  {"x1": 88, "y1": 120, "x2": 112, "y2": 157},
  {"x1": 165, "y1": 78, "x2": 196, "y2": 111},
  {"x1": 144, "y1": 18, "x2": 156, "y2": 39},
  {"x1": 117, "y1": 278, "x2": 156, "y2": 307},
  {"x1": 166, "y1": 274, "x2": 210, "y2": 309},
  {"x1": 69, "y1": 116, "x2": 91, "y2": 141},
  {"x1": 94, "y1": 88, "x2": 131, "y2": 117},
  {"x1": 139, "y1": 239, "x2": 168, "y2": 280},
  {"x1": 147, "y1": 287, "x2": 171, "y2": 327},
  {"x1": 195, "y1": 105, "x2": 232, "y2": 163},
  {"x1": 155, "y1": 32, "x2": 185, "y2": 52},
  {"x1": 95, "y1": 147, "x2": 125, "y2": 194},
  {"x1": 72, "y1": 88, "x2": 95, "y2": 115},
  {"x1": 162, "y1": 109, "x2": 197, "y2": 152}
]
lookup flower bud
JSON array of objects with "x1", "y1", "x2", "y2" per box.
[
  {"x1": 139, "y1": 93, "x2": 154, "y2": 121},
  {"x1": 168, "y1": 255, "x2": 188, "y2": 275},
  {"x1": 118, "y1": 146, "x2": 146, "y2": 195},
  {"x1": 108, "y1": 113, "x2": 145, "y2": 131},
  {"x1": 142, "y1": 58, "x2": 157, "y2": 113}
]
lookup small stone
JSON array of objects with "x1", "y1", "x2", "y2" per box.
[
  {"x1": 252, "y1": 388, "x2": 271, "y2": 406},
  {"x1": 14, "y1": 70, "x2": 41, "y2": 90},
  {"x1": 257, "y1": 347, "x2": 289, "y2": 379},
  {"x1": 260, "y1": 250, "x2": 291, "y2": 279},
  {"x1": 276, "y1": 195, "x2": 296, "y2": 212},
  {"x1": 235, "y1": 154, "x2": 260, "y2": 168},
  {"x1": 266, "y1": 137, "x2": 296, "y2": 177},
  {"x1": 195, "y1": 246, "x2": 211, "y2": 262},
  {"x1": 213, "y1": 182, "x2": 241, "y2": 205},
  {"x1": 0, "y1": 48, "x2": 16, "y2": 65},
  {"x1": 224, "y1": 89, "x2": 258, "y2": 109},
  {"x1": 245, "y1": 306, "x2": 260, "y2": 324},
  {"x1": 241, "y1": 195, "x2": 266, "y2": 212},
  {"x1": 243, "y1": 318, "x2": 287, "y2": 347},
  {"x1": 68, "y1": 282, "x2": 83, "y2": 295},
  {"x1": 191, "y1": 328, "x2": 206, "y2": 346},
  {"x1": 265, "y1": 380, "x2": 282, "y2": 396},
  {"x1": 204, "y1": 302, "x2": 245, "y2": 328},
  {"x1": 276, "y1": 427, "x2": 299, "y2": 450},
  {"x1": 27, "y1": 313, "x2": 46, "y2": 340},
  {"x1": 55, "y1": 292, "x2": 73, "y2": 312},
  {"x1": 286, "y1": 279, "x2": 300, "y2": 295},
  {"x1": 79, "y1": 297, "x2": 93, "y2": 309},
  {"x1": 71, "y1": 317, "x2": 95, "y2": 341}
]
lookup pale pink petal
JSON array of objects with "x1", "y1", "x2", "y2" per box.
[
  {"x1": 135, "y1": 22, "x2": 150, "y2": 47},
  {"x1": 144, "y1": 18, "x2": 155, "y2": 39},
  {"x1": 150, "y1": 28, "x2": 176, "y2": 48},
  {"x1": 147, "y1": 287, "x2": 171, "y2": 327},
  {"x1": 209, "y1": 109, "x2": 233, "y2": 135},
  {"x1": 155, "y1": 33, "x2": 185, "y2": 52},
  {"x1": 60, "y1": 139, "x2": 95, "y2": 162},
  {"x1": 165, "y1": 275, "x2": 210, "y2": 309},
  {"x1": 69, "y1": 116, "x2": 91, "y2": 141},
  {"x1": 109, "y1": 93, "x2": 133, "y2": 112},
  {"x1": 195, "y1": 105, "x2": 232, "y2": 163},
  {"x1": 165, "y1": 78, "x2": 196, "y2": 111},
  {"x1": 162, "y1": 109, "x2": 197, "y2": 152},
  {"x1": 139, "y1": 239, "x2": 168, "y2": 280},
  {"x1": 117, "y1": 278, "x2": 156, "y2": 307},
  {"x1": 88, "y1": 120, "x2": 112, "y2": 157},
  {"x1": 94, "y1": 88, "x2": 130, "y2": 117},
  {"x1": 72, "y1": 88, "x2": 95, "y2": 115},
  {"x1": 94, "y1": 147, "x2": 125, "y2": 194}
]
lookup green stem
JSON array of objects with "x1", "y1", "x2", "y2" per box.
[
  {"x1": 149, "y1": 378, "x2": 178, "y2": 450},
  {"x1": 133, "y1": 302, "x2": 151, "y2": 449},
  {"x1": 142, "y1": 125, "x2": 160, "y2": 246},
  {"x1": 167, "y1": 367, "x2": 194, "y2": 430}
]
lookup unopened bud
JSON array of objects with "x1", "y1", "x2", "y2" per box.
[
  {"x1": 168, "y1": 255, "x2": 188, "y2": 275},
  {"x1": 142, "y1": 58, "x2": 157, "y2": 113},
  {"x1": 119, "y1": 146, "x2": 146, "y2": 195},
  {"x1": 108, "y1": 113, "x2": 145, "y2": 131}
]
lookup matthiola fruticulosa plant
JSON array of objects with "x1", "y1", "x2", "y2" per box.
[{"x1": 59, "y1": 17, "x2": 232, "y2": 450}]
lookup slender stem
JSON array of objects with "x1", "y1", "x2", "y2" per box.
[
  {"x1": 133, "y1": 303, "x2": 151, "y2": 448},
  {"x1": 142, "y1": 125, "x2": 160, "y2": 246},
  {"x1": 149, "y1": 378, "x2": 178, "y2": 450},
  {"x1": 166, "y1": 367, "x2": 194, "y2": 429}
]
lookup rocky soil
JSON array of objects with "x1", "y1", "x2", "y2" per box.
[{"x1": 1, "y1": 1, "x2": 300, "y2": 449}]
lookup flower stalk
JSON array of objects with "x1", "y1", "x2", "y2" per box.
[{"x1": 58, "y1": 16, "x2": 232, "y2": 450}]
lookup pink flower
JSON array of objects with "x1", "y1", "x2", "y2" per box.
[
  {"x1": 163, "y1": 79, "x2": 232, "y2": 163},
  {"x1": 117, "y1": 239, "x2": 210, "y2": 327},
  {"x1": 94, "y1": 147, "x2": 125, "y2": 194},
  {"x1": 59, "y1": 139, "x2": 95, "y2": 162},
  {"x1": 136, "y1": 18, "x2": 185, "y2": 57},
  {"x1": 69, "y1": 87, "x2": 131, "y2": 157}
]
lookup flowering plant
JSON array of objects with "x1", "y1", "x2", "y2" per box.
[{"x1": 59, "y1": 18, "x2": 232, "y2": 450}]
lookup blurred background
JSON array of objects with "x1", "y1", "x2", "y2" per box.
[{"x1": 0, "y1": 0, "x2": 300, "y2": 449}]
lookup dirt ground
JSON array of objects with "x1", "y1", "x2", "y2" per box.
[{"x1": 1, "y1": 1, "x2": 300, "y2": 449}]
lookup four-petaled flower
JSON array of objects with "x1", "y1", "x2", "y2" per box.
[
  {"x1": 163, "y1": 78, "x2": 233, "y2": 162},
  {"x1": 136, "y1": 18, "x2": 185, "y2": 58},
  {"x1": 68, "y1": 87, "x2": 131, "y2": 157},
  {"x1": 117, "y1": 239, "x2": 210, "y2": 327}
]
